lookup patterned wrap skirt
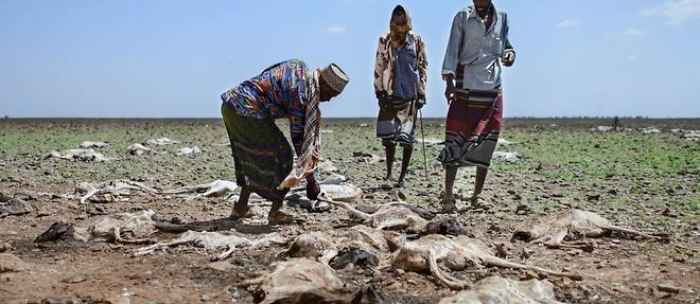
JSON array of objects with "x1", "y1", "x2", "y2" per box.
[
  {"x1": 221, "y1": 103, "x2": 292, "y2": 201},
  {"x1": 376, "y1": 97, "x2": 418, "y2": 146},
  {"x1": 438, "y1": 90, "x2": 503, "y2": 168}
]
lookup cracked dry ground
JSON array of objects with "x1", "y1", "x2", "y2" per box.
[{"x1": 0, "y1": 118, "x2": 698, "y2": 303}]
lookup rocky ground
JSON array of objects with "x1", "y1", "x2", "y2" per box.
[{"x1": 0, "y1": 118, "x2": 698, "y2": 304}]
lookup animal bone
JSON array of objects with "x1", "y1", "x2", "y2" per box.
[
  {"x1": 163, "y1": 180, "x2": 238, "y2": 200},
  {"x1": 127, "y1": 143, "x2": 153, "y2": 156},
  {"x1": 392, "y1": 235, "x2": 582, "y2": 290},
  {"x1": 438, "y1": 276, "x2": 563, "y2": 304},
  {"x1": 145, "y1": 137, "x2": 180, "y2": 146},
  {"x1": 176, "y1": 146, "x2": 201, "y2": 157},
  {"x1": 241, "y1": 258, "x2": 351, "y2": 304},
  {"x1": 512, "y1": 209, "x2": 662, "y2": 250},
  {"x1": 36, "y1": 210, "x2": 158, "y2": 244},
  {"x1": 329, "y1": 201, "x2": 431, "y2": 233},
  {"x1": 133, "y1": 230, "x2": 285, "y2": 261},
  {"x1": 79, "y1": 141, "x2": 110, "y2": 149},
  {"x1": 46, "y1": 149, "x2": 112, "y2": 162},
  {"x1": 76, "y1": 180, "x2": 158, "y2": 206}
]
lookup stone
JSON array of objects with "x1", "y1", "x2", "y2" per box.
[{"x1": 0, "y1": 253, "x2": 29, "y2": 273}]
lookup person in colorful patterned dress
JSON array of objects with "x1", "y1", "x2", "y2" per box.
[
  {"x1": 374, "y1": 5, "x2": 428, "y2": 187},
  {"x1": 439, "y1": 0, "x2": 516, "y2": 212},
  {"x1": 220, "y1": 60, "x2": 349, "y2": 224}
]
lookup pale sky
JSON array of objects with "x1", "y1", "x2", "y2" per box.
[{"x1": 1, "y1": 0, "x2": 699, "y2": 118}]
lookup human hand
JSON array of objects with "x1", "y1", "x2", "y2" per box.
[{"x1": 503, "y1": 50, "x2": 516, "y2": 67}]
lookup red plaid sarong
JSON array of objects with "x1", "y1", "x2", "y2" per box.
[{"x1": 438, "y1": 90, "x2": 503, "y2": 168}]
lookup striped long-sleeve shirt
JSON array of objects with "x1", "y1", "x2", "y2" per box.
[{"x1": 221, "y1": 59, "x2": 319, "y2": 155}]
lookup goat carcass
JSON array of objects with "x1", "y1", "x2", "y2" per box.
[
  {"x1": 512, "y1": 209, "x2": 663, "y2": 251},
  {"x1": 133, "y1": 230, "x2": 285, "y2": 261},
  {"x1": 392, "y1": 235, "x2": 582, "y2": 290},
  {"x1": 163, "y1": 180, "x2": 238, "y2": 200},
  {"x1": 439, "y1": 276, "x2": 563, "y2": 304}
]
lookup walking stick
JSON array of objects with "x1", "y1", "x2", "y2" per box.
[{"x1": 419, "y1": 109, "x2": 428, "y2": 177}]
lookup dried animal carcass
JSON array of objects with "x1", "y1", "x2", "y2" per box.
[
  {"x1": 133, "y1": 230, "x2": 285, "y2": 261},
  {"x1": 512, "y1": 209, "x2": 662, "y2": 250},
  {"x1": 163, "y1": 180, "x2": 238, "y2": 200},
  {"x1": 35, "y1": 210, "x2": 158, "y2": 245},
  {"x1": 392, "y1": 235, "x2": 581, "y2": 290},
  {"x1": 127, "y1": 143, "x2": 153, "y2": 156},
  {"x1": 176, "y1": 146, "x2": 202, "y2": 157},
  {"x1": 79, "y1": 141, "x2": 110, "y2": 149},
  {"x1": 241, "y1": 258, "x2": 352, "y2": 304},
  {"x1": 76, "y1": 180, "x2": 159, "y2": 206},
  {"x1": 145, "y1": 137, "x2": 180, "y2": 146},
  {"x1": 439, "y1": 276, "x2": 563, "y2": 304},
  {"x1": 329, "y1": 201, "x2": 433, "y2": 233},
  {"x1": 285, "y1": 225, "x2": 392, "y2": 267},
  {"x1": 46, "y1": 149, "x2": 112, "y2": 162}
]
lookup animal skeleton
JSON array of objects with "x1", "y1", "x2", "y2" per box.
[
  {"x1": 512, "y1": 209, "x2": 662, "y2": 250},
  {"x1": 438, "y1": 276, "x2": 563, "y2": 304},
  {"x1": 392, "y1": 235, "x2": 582, "y2": 290},
  {"x1": 76, "y1": 180, "x2": 159, "y2": 206},
  {"x1": 241, "y1": 258, "x2": 351, "y2": 304},
  {"x1": 163, "y1": 180, "x2": 238, "y2": 200},
  {"x1": 133, "y1": 230, "x2": 285, "y2": 261}
]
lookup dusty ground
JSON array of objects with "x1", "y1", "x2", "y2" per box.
[{"x1": 0, "y1": 118, "x2": 698, "y2": 304}]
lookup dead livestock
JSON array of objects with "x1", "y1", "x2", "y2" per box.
[
  {"x1": 133, "y1": 230, "x2": 286, "y2": 261},
  {"x1": 177, "y1": 146, "x2": 202, "y2": 157},
  {"x1": 163, "y1": 180, "x2": 238, "y2": 200},
  {"x1": 127, "y1": 143, "x2": 153, "y2": 156},
  {"x1": 241, "y1": 258, "x2": 352, "y2": 304},
  {"x1": 512, "y1": 209, "x2": 664, "y2": 251},
  {"x1": 46, "y1": 149, "x2": 112, "y2": 162},
  {"x1": 285, "y1": 225, "x2": 391, "y2": 267},
  {"x1": 35, "y1": 210, "x2": 158, "y2": 245},
  {"x1": 439, "y1": 276, "x2": 563, "y2": 304},
  {"x1": 328, "y1": 201, "x2": 433, "y2": 233},
  {"x1": 145, "y1": 137, "x2": 180, "y2": 146},
  {"x1": 76, "y1": 180, "x2": 159, "y2": 206},
  {"x1": 392, "y1": 235, "x2": 582, "y2": 290},
  {"x1": 79, "y1": 141, "x2": 110, "y2": 149}
]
